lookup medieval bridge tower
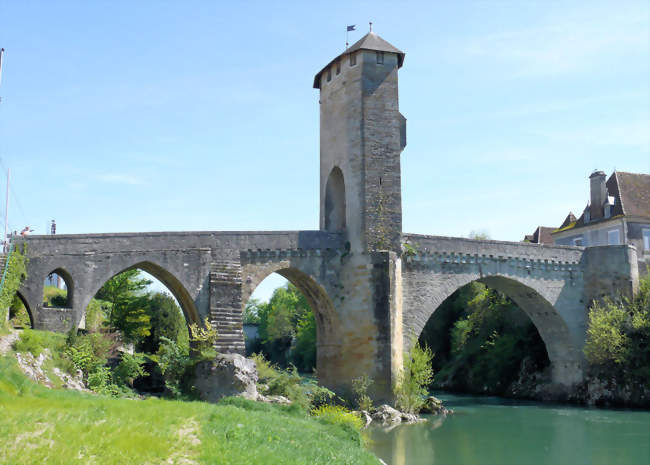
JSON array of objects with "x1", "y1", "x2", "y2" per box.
[{"x1": 15, "y1": 32, "x2": 639, "y2": 400}]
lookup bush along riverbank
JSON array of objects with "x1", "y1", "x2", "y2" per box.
[
  {"x1": 419, "y1": 277, "x2": 650, "y2": 408},
  {"x1": 0, "y1": 322, "x2": 450, "y2": 456},
  {"x1": 0, "y1": 332, "x2": 383, "y2": 465}
]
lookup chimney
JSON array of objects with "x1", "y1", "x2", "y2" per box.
[{"x1": 589, "y1": 170, "x2": 607, "y2": 220}]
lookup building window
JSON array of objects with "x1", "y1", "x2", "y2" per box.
[
  {"x1": 349, "y1": 53, "x2": 356, "y2": 66},
  {"x1": 336, "y1": 60, "x2": 341, "y2": 75},
  {"x1": 607, "y1": 229, "x2": 620, "y2": 245},
  {"x1": 584, "y1": 209, "x2": 590, "y2": 223},
  {"x1": 643, "y1": 229, "x2": 650, "y2": 251},
  {"x1": 573, "y1": 237, "x2": 584, "y2": 247},
  {"x1": 327, "y1": 68, "x2": 331, "y2": 82},
  {"x1": 376, "y1": 51, "x2": 384, "y2": 64}
]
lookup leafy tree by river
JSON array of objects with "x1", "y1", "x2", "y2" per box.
[
  {"x1": 244, "y1": 283, "x2": 317, "y2": 373},
  {"x1": 419, "y1": 282, "x2": 549, "y2": 395},
  {"x1": 584, "y1": 274, "x2": 650, "y2": 389}
]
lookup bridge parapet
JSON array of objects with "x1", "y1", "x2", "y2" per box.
[
  {"x1": 402, "y1": 233, "x2": 585, "y2": 263},
  {"x1": 21, "y1": 230, "x2": 344, "y2": 257}
]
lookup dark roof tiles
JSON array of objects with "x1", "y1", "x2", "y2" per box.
[
  {"x1": 554, "y1": 171, "x2": 649, "y2": 233},
  {"x1": 313, "y1": 32, "x2": 405, "y2": 88}
]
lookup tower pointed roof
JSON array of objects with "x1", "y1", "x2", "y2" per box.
[{"x1": 313, "y1": 32, "x2": 405, "y2": 88}]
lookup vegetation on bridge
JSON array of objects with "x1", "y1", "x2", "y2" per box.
[{"x1": 0, "y1": 244, "x2": 28, "y2": 331}]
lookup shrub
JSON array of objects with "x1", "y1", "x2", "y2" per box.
[
  {"x1": 85, "y1": 298, "x2": 110, "y2": 332},
  {"x1": 584, "y1": 275, "x2": 650, "y2": 385},
  {"x1": 304, "y1": 378, "x2": 337, "y2": 408},
  {"x1": 189, "y1": 317, "x2": 218, "y2": 358},
  {"x1": 252, "y1": 353, "x2": 331, "y2": 410},
  {"x1": 311, "y1": 405, "x2": 364, "y2": 443},
  {"x1": 8, "y1": 295, "x2": 31, "y2": 328},
  {"x1": 394, "y1": 342, "x2": 434, "y2": 414},
  {"x1": 351, "y1": 375, "x2": 373, "y2": 411},
  {"x1": 66, "y1": 332, "x2": 118, "y2": 378},
  {"x1": 87, "y1": 366, "x2": 113, "y2": 392},
  {"x1": 113, "y1": 352, "x2": 147, "y2": 387},
  {"x1": 13, "y1": 329, "x2": 65, "y2": 357},
  {"x1": 154, "y1": 336, "x2": 191, "y2": 397}
]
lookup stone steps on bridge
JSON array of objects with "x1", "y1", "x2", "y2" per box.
[
  {"x1": 210, "y1": 260, "x2": 243, "y2": 284},
  {"x1": 209, "y1": 260, "x2": 245, "y2": 355}
]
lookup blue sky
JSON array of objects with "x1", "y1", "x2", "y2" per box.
[{"x1": 1, "y1": 1, "x2": 648, "y2": 300}]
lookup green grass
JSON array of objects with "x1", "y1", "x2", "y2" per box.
[
  {"x1": 13, "y1": 329, "x2": 67, "y2": 357},
  {"x1": 42, "y1": 285, "x2": 68, "y2": 307},
  {"x1": 0, "y1": 355, "x2": 379, "y2": 464}
]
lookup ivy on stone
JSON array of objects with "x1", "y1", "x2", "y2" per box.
[{"x1": 0, "y1": 244, "x2": 28, "y2": 326}]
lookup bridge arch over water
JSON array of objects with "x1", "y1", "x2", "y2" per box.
[{"x1": 405, "y1": 273, "x2": 578, "y2": 386}]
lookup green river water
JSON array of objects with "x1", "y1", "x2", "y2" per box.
[{"x1": 368, "y1": 393, "x2": 650, "y2": 465}]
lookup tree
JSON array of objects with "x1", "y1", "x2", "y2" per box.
[
  {"x1": 394, "y1": 342, "x2": 434, "y2": 414},
  {"x1": 96, "y1": 270, "x2": 151, "y2": 311},
  {"x1": 584, "y1": 275, "x2": 650, "y2": 384},
  {"x1": 139, "y1": 292, "x2": 187, "y2": 353},
  {"x1": 292, "y1": 310, "x2": 316, "y2": 372},
  {"x1": 96, "y1": 270, "x2": 152, "y2": 343},
  {"x1": 243, "y1": 298, "x2": 262, "y2": 324},
  {"x1": 256, "y1": 283, "x2": 315, "y2": 369},
  {"x1": 419, "y1": 281, "x2": 550, "y2": 395},
  {"x1": 468, "y1": 230, "x2": 490, "y2": 240}
]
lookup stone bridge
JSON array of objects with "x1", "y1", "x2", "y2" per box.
[{"x1": 11, "y1": 31, "x2": 641, "y2": 399}]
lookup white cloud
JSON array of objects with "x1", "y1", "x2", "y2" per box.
[
  {"x1": 534, "y1": 119, "x2": 650, "y2": 149},
  {"x1": 95, "y1": 173, "x2": 144, "y2": 185},
  {"x1": 454, "y1": 6, "x2": 649, "y2": 78}
]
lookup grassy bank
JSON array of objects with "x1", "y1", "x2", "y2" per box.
[{"x1": 0, "y1": 354, "x2": 379, "y2": 464}]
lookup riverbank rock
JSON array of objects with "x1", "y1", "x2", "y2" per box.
[
  {"x1": 53, "y1": 367, "x2": 86, "y2": 391},
  {"x1": 420, "y1": 396, "x2": 453, "y2": 415},
  {"x1": 372, "y1": 404, "x2": 403, "y2": 424},
  {"x1": 257, "y1": 394, "x2": 291, "y2": 404},
  {"x1": 16, "y1": 349, "x2": 54, "y2": 387},
  {"x1": 359, "y1": 410, "x2": 373, "y2": 429},
  {"x1": 194, "y1": 353, "x2": 259, "y2": 403},
  {"x1": 371, "y1": 404, "x2": 426, "y2": 426}
]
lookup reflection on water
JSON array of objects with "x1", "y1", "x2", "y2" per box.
[{"x1": 368, "y1": 393, "x2": 650, "y2": 465}]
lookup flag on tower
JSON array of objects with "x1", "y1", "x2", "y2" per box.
[{"x1": 347, "y1": 25, "x2": 356, "y2": 31}]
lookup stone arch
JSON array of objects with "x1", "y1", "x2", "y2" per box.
[
  {"x1": 325, "y1": 166, "x2": 346, "y2": 232},
  {"x1": 405, "y1": 273, "x2": 582, "y2": 386},
  {"x1": 80, "y1": 260, "x2": 200, "y2": 329},
  {"x1": 13, "y1": 291, "x2": 34, "y2": 328},
  {"x1": 43, "y1": 267, "x2": 74, "y2": 308},
  {"x1": 241, "y1": 264, "x2": 339, "y2": 376}
]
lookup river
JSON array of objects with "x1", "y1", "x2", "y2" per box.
[{"x1": 368, "y1": 393, "x2": 650, "y2": 465}]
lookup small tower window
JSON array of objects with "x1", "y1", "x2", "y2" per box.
[
  {"x1": 376, "y1": 51, "x2": 384, "y2": 64},
  {"x1": 336, "y1": 60, "x2": 341, "y2": 75},
  {"x1": 349, "y1": 53, "x2": 356, "y2": 66},
  {"x1": 327, "y1": 68, "x2": 331, "y2": 82}
]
